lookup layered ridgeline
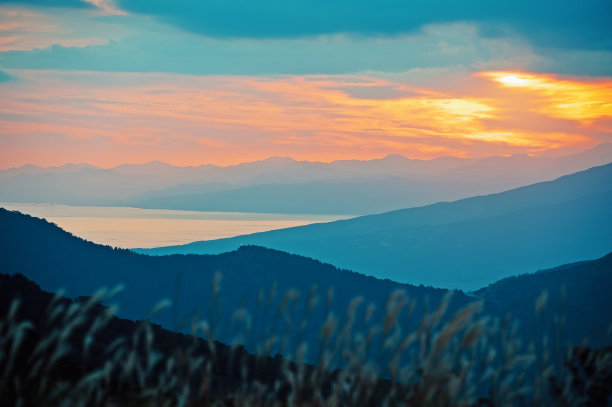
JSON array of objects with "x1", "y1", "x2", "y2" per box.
[
  {"x1": 1, "y1": 208, "x2": 611, "y2": 350},
  {"x1": 127, "y1": 144, "x2": 612, "y2": 214},
  {"x1": 0, "y1": 208, "x2": 471, "y2": 356},
  {"x1": 141, "y1": 163, "x2": 612, "y2": 290},
  {"x1": 1, "y1": 143, "x2": 611, "y2": 215}
]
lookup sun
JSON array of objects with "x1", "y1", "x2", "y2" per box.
[
  {"x1": 477, "y1": 71, "x2": 543, "y2": 88},
  {"x1": 495, "y1": 74, "x2": 533, "y2": 87}
]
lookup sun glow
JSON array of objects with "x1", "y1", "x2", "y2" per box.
[
  {"x1": 495, "y1": 74, "x2": 534, "y2": 87},
  {"x1": 480, "y1": 71, "x2": 612, "y2": 122}
]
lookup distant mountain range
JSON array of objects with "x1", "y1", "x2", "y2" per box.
[
  {"x1": 1, "y1": 143, "x2": 611, "y2": 214},
  {"x1": 1, "y1": 208, "x2": 610, "y2": 348},
  {"x1": 141, "y1": 162, "x2": 612, "y2": 290}
]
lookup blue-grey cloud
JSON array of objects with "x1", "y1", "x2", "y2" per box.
[
  {"x1": 2, "y1": 29, "x2": 610, "y2": 77},
  {"x1": 0, "y1": 0, "x2": 92, "y2": 8},
  {"x1": 0, "y1": 69, "x2": 14, "y2": 82},
  {"x1": 116, "y1": 0, "x2": 612, "y2": 51},
  {"x1": 0, "y1": 30, "x2": 512, "y2": 75}
]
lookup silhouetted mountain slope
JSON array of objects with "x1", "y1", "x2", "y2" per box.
[
  {"x1": 0, "y1": 208, "x2": 474, "y2": 354},
  {"x1": 1, "y1": 272, "x2": 402, "y2": 406},
  {"x1": 141, "y1": 163, "x2": 612, "y2": 289},
  {"x1": 475, "y1": 252, "x2": 612, "y2": 344},
  {"x1": 0, "y1": 272, "x2": 269, "y2": 398},
  {"x1": 2, "y1": 208, "x2": 611, "y2": 348}
]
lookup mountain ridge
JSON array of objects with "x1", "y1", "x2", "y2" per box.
[
  {"x1": 4, "y1": 143, "x2": 611, "y2": 174},
  {"x1": 2, "y1": 144, "x2": 611, "y2": 214},
  {"x1": 1, "y1": 207, "x2": 610, "y2": 348},
  {"x1": 140, "y1": 163, "x2": 612, "y2": 289}
]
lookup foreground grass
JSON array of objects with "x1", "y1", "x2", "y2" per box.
[{"x1": 1, "y1": 273, "x2": 611, "y2": 406}]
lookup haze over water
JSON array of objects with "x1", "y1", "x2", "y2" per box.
[{"x1": 0, "y1": 203, "x2": 346, "y2": 249}]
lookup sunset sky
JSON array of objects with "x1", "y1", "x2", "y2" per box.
[{"x1": 0, "y1": 0, "x2": 611, "y2": 168}]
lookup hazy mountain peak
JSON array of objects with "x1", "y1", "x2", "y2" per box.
[
  {"x1": 113, "y1": 160, "x2": 175, "y2": 170},
  {"x1": 235, "y1": 156, "x2": 298, "y2": 169},
  {"x1": 0, "y1": 162, "x2": 99, "y2": 178},
  {"x1": 12, "y1": 164, "x2": 43, "y2": 170},
  {"x1": 560, "y1": 142, "x2": 612, "y2": 162},
  {"x1": 587, "y1": 142, "x2": 612, "y2": 151},
  {"x1": 379, "y1": 153, "x2": 410, "y2": 162},
  {"x1": 260, "y1": 156, "x2": 297, "y2": 163}
]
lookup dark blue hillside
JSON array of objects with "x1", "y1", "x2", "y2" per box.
[
  {"x1": 475, "y1": 253, "x2": 612, "y2": 345},
  {"x1": 0, "y1": 208, "x2": 472, "y2": 355},
  {"x1": 141, "y1": 163, "x2": 612, "y2": 289},
  {"x1": 2, "y1": 208, "x2": 610, "y2": 352}
]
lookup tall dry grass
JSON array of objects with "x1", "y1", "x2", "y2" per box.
[{"x1": 1, "y1": 273, "x2": 610, "y2": 406}]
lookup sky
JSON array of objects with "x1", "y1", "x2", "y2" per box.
[{"x1": 0, "y1": 0, "x2": 611, "y2": 168}]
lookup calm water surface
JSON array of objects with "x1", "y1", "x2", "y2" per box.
[{"x1": 1, "y1": 203, "x2": 347, "y2": 249}]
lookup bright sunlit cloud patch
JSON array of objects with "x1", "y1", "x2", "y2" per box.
[
  {"x1": 480, "y1": 71, "x2": 612, "y2": 122},
  {"x1": 494, "y1": 74, "x2": 534, "y2": 87}
]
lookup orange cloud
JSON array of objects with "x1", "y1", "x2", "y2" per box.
[
  {"x1": 480, "y1": 71, "x2": 612, "y2": 122},
  {"x1": 0, "y1": 69, "x2": 609, "y2": 168}
]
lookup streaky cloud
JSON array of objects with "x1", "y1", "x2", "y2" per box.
[
  {"x1": 0, "y1": 68, "x2": 14, "y2": 82},
  {"x1": 0, "y1": 0, "x2": 93, "y2": 8},
  {"x1": 0, "y1": 25, "x2": 518, "y2": 76}
]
